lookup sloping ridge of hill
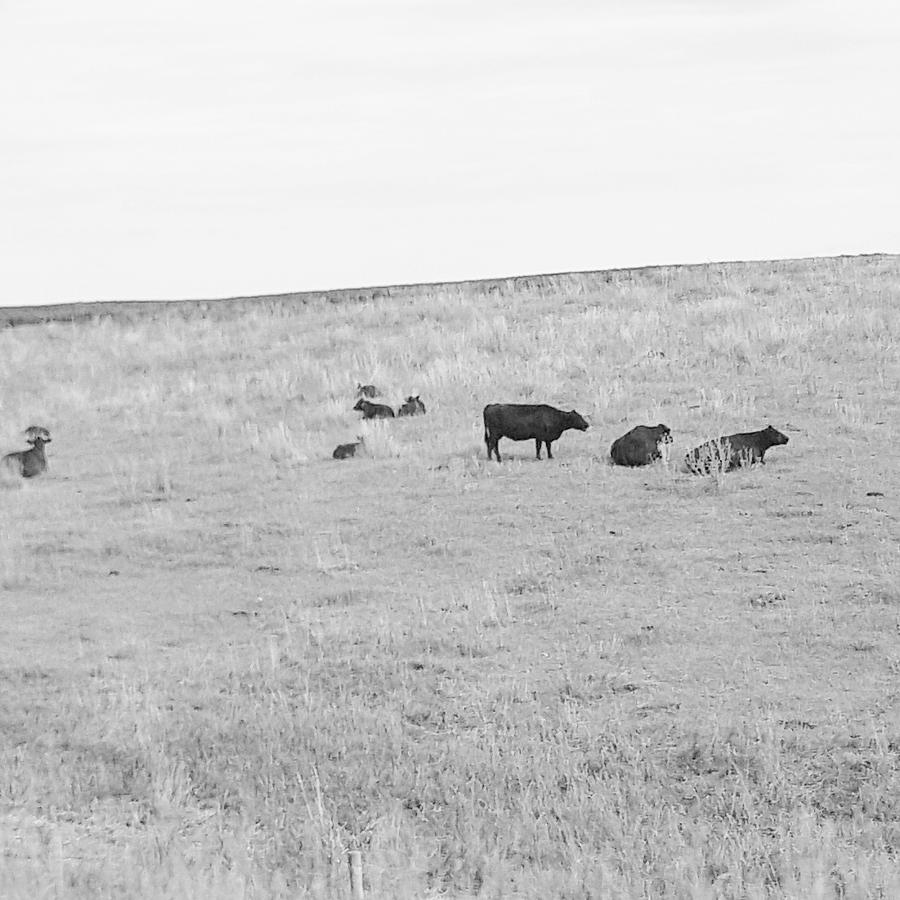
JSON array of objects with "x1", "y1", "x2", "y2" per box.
[{"x1": 0, "y1": 252, "x2": 894, "y2": 327}]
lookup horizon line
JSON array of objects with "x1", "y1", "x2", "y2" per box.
[{"x1": 1, "y1": 250, "x2": 893, "y2": 314}]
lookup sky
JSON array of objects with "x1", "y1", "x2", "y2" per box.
[{"x1": 1, "y1": 0, "x2": 899, "y2": 306}]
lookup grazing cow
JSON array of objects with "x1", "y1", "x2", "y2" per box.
[
  {"x1": 2, "y1": 435, "x2": 51, "y2": 478},
  {"x1": 610, "y1": 424, "x2": 672, "y2": 467},
  {"x1": 398, "y1": 395, "x2": 426, "y2": 417},
  {"x1": 356, "y1": 383, "x2": 380, "y2": 399},
  {"x1": 483, "y1": 403, "x2": 589, "y2": 462},
  {"x1": 333, "y1": 437, "x2": 364, "y2": 460},
  {"x1": 685, "y1": 425, "x2": 789, "y2": 474},
  {"x1": 353, "y1": 399, "x2": 395, "y2": 419}
]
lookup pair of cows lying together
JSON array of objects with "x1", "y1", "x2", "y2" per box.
[
  {"x1": 352, "y1": 383, "x2": 426, "y2": 420},
  {"x1": 482, "y1": 403, "x2": 789, "y2": 472},
  {"x1": 612, "y1": 421, "x2": 788, "y2": 472},
  {"x1": 353, "y1": 396, "x2": 426, "y2": 419},
  {"x1": 1, "y1": 426, "x2": 52, "y2": 478}
]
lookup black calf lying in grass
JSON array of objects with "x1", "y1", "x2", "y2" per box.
[
  {"x1": 610, "y1": 424, "x2": 672, "y2": 466},
  {"x1": 333, "y1": 437, "x2": 364, "y2": 460},
  {"x1": 685, "y1": 425, "x2": 788, "y2": 474},
  {"x1": 353, "y1": 399, "x2": 395, "y2": 419},
  {"x1": 2, "y1": 435, "x2": 51, "y2": 478},
  {"x1": 398, "y1": 395, "x2": 426, "y2": 416}
]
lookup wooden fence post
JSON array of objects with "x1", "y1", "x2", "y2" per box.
[{"x1": 348, "y1": 849, "x2": 364, "y2": 899}]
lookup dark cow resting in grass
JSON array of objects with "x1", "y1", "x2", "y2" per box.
[
  {"x1": 398, "y1": 395, "x2": 426, "y2": 417},
  {"x1": 685, "y1": 425, "x2": 789, "y2": 474},
  {"x1": 2, "y1": 435, "x2": 51, "y2": 478},
  {"x1": 333, "y1": 437, "x2": 364, "y2": 460},
  {"x1": 610, "y1": 424, "x2": 672, "y2": 467},
  {"x1": 483, "y1": 403, "x2": 589, "y2": 462},
  {"x1": 353, "y1": 399, "x2": 395, "y2": 419}
]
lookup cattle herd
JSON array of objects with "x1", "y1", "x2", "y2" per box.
[
  {"x1": 478, "y1": 404, "x2": 787, "y2": 472},
  {"x1": 1, "y1": 393, "x2": 789, "y2": 481},
  {"x1": 335, "y1": 385, "x2": 790, "y2": 473}
]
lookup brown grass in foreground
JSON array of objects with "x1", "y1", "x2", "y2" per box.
[{"x1": 1, "y1": 255, "x2": 900, "y2": 898}]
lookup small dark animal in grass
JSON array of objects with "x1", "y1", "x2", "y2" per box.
[
  {"x1": 24, "y1": 425, "x2": 51, "y2": 442},
  {"x1": 610, "y1": 424, "x2": 673, "y2": 467},
  {"x1": 483, "y1": 403, "x2": 589, "y2": 462},
  {"x1": 333, "y1": 437, "x2": 364, "y2": 460},
  {"x1": 685, "y1": 425, "x2": 789, "y2": 474},
  {"x1": 353, "y1": 398, "x2": 395, "y2": 419},
  {"x1": 356, "y1": 383, "x2": 380, "y2": 399},
  {"x1": 398, "y1": 395, "x2": 426, "y2": 416},
  {"x1": 2, "y1": 435, "x2": 51, "y2": 478}
]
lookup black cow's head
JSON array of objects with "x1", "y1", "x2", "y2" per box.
[{"x1": 569, "y1": 411, "x2": 589, "y2": 431}]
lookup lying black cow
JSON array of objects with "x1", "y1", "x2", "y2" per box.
[
  {"x1": 483, "y1": 403, "x2": 589, "y2": 462},
  {"x1": 610, "y1": 423, "x2": 672, "y2": 467},
  {"x1": 333, "y1": 437, "x2": 364, "y2": 460},
  {"x1": 353, "y1": 399, "x2": 395, "y2": 419},
  {"x1": 398, "y1": 395, "x2": 426, "y2": 417},
  {"x1": 685, "y1": 425, "x2": 789, "y2": 474},
  {"x1": 2, "y1": 434, "x2": 51, "y2": 478}
]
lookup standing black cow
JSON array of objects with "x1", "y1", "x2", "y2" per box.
[
  {"x1": 610, "y1": 424, "x2": 672, "y2": 467},
  {"x1": 483, "y1": 403, "x2": 589, "y2": 462},
  {"x1": 353, "y1": 399, "x2": 395, "y2": 419},
  {"x1": 685, "y1": 425, "x2": 789, "y2": 474},
  {"x1": 398, "y1": 395, "x2": 426, "y2": 417}
]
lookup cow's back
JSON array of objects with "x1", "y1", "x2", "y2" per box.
[
  {"x1": 611, "y1": 425, "x2": 668, "y2": 466},
  {"x1": 484, "y1": 403, "x2": 551, "y2": 439},
  {"x1": 610, "y1": 432, "x2": 641, "y2": 465}
]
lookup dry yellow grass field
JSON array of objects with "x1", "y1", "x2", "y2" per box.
[{"x1": 1, "y1": 255, "x2": 899, "y2": 898}]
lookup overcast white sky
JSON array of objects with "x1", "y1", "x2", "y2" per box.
[{"x1": 1, "y1": 0, "x2": 898, "y2": 306}]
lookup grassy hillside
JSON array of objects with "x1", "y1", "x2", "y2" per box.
[{"x1": 1, "y1": 255, "x2": 899, "y2": 898}]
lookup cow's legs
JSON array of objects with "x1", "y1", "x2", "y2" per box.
[
  {"x1": 546, "y1": 442, "x2": 553, "y2": 459},
  {"x1": 535, "y1": 439, "x2": 542, "y2": 459}
]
